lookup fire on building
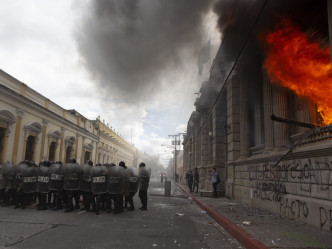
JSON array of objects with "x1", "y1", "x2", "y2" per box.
[{"x1": 183, "y1": 0, "x2": 332, "y2": 231}]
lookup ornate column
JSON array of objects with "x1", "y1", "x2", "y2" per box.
[
  {"x1": 81, "y1": 136, "x2": 86, "y2": 165},
  {"x1": 240, "y1": 82, "x2": 250, "y2": 157},
  {"x1": 1, "y1": 128, "x2": 12, "y2": 163},
  {"x1": 94, "y1": 140, "x2": 99, "y2": 165},
  {"x1": 22, "y1": 131, "x2": 29, "y2": 162},
  {"x1": 58, "y1": 127, "x2": 66, "y2": 162},
  {"x1": 12, "y1": 109, "x2": 24, "y2": 163},
  {"x1": 75, "y1": 134, "x2": 80, "y2": 160},
  {"x1": 39, "y1": 119, "x2": 48, "y2": 162},
  {"x1": 201, "y1": 123, "x2": 209, "y2": 167},
  {"x1": 263, "y1": 72, "x2": 274, "y2": 151},
  {"x1": 272, "y1": 85, "x2": 290, "y2": 148}
]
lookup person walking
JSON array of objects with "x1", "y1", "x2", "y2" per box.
[
  {"x1": 193, "y1": 168, "x2": 199, "y2": 193},
  {"x1": 210, "y1": 167, "x2": 219, "y2": 198},
  {"x1": 187, "y1": 170, "x2": 193, "y2": 192}
]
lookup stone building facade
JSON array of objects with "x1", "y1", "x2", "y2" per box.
[
  {"x1": 0, "y1": 69, "x2": 139, "y2": 167},
  {"x1": 183, "y1": 0, "x2": 332, "y2": 231}
]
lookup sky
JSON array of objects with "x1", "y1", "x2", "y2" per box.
[{"x1": 0, "y1": 0, "x2": 220, "y2": 167}]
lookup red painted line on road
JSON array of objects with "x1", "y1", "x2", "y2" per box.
[{"x1": 176, "y1": 183, "x2": 269, "y2": 249}]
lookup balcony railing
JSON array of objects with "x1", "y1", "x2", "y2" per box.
[{"x1": 291, "y1": 124, "x2": 332, "y2": 146}]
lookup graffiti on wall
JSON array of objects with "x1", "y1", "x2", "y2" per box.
[
  {"x1": 238, "y1": 156, "x2": 332, "y2": 231},
  {"x1": 320, "y1": 207, "x2": 332, "y2": 231}
]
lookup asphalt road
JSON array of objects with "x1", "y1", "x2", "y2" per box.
[{"x1": 0, "y1": 179, "x2": 242, "y2": 249}]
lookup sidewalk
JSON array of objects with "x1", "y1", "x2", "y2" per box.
[{"x1": 177, "y1": 183, "x2": 332, "y2": 249}]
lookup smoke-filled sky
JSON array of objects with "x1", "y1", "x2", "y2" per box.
[{"x1": 0, "y1": 0, "x2": 220, "y2": 166}]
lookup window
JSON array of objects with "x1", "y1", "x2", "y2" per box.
[
  {"x1": 84, "y1": 151, "x2": 90, "y2": 162},
  {"x1": 0, "y1": 127, "x2": 5, "y2": 163},
  {"x1": 49, "y1": 141, "x2": 56, "y2": 161},
  {"x1": 25, "y1": 135, "x2": 35, "y2": 161},
  {"x1": 65, "y1": 146, "x2": 73, "y2": 163}
]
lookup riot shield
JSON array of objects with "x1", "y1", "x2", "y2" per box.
[
  {"x1": 122, "y1": 167, "x2": 131, "y2": 196},
  {"x1": 138, "y1": 166, "x2": 151, "y2": 191},
  {"x1": 2, "y1": 163, "x2": 18, "y2": 189},
  {"x1": 13, "y1": 163, "x2": 26, "y2": 189},
  {"x1": 63, "y1": 163, "x2": 81, "y2": 191},
  {"x1": 128, "y1": 167, "x2": 140, "y2": 193},
  {"x1": 37, "y1": 166, "x2": 50, "y2": 193},
  {"x1": 80, "y1": 164, "x2": 92, "y2": 192},
  {"x1": 49, "y1": 163, "x2": 64, "y2": 191},
  {"x1": 22, "y1": 166, "x2": 37, "y2": 193},
  {"x1": 91, "y1": 165, "x2": 107, "y2": 194},
  {"x1": 107, "y1": 165, "x2": 124, "y2": 195}
]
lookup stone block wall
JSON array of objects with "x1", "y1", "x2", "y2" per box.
[{"x1": 232, "y1": 156, "x2": 332, "y2": 232}]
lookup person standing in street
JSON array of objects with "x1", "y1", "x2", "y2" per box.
[
  {"x1": 210, "y1": 167, "x2": 219, "y2": 198},
  {"x1": 187, "y1": 170, "x2": 193, "y2": 192},
  {"x1": 193, "y1": 168, "x2": 199, "y2": 193},
  {"x1": 138, "y1": 162, "x2": 150, "y2": 211}
]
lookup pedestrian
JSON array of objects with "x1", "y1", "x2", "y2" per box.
[
  {"x1": 187, "y1": 170, "x2": 193, "y2": 192},
  {"x1": 185, "y1": 171, "x2": 189, "y2": 186},
  {"x1": 193, "y1": 168, "x2": 199, "y2": 193},
  {"x1": 160, "y1": 173, "x2": 163, "y2": 183},
  {"x1": 210, "y1": 167, "x2": 219, "y2": 198}
]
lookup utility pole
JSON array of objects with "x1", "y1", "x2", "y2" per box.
[{"x1": 168, "y1": 133, "x2": 186, "y2": 181}]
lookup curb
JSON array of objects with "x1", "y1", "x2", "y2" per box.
[{"x1": 176, "y1": 183, "x2": 269, "y2": 249}]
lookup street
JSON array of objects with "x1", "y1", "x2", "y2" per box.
[{"x1": 0, "y1": 180, "x2": 242, "y2": 249}]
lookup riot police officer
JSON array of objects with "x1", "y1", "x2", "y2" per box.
[
  {"x1": 36, "y1": 160, "x2": 51, "y2": 210},
  {"x1": 105, "y1": 163, "x2": 116, "y2": 213},
  {"x1": 107, "y1": 163, "x2": 124, "y2": 214},
  {"x1": 125, "y1": 166, "x2": 140, "y2": 211},
  {"x1": 20, "y1": 160, "x2": 38, "y2": 209},
  {"x1": 2, "y1": 162, "x2": 17, "y2": 207},
  {"x1": 118, "y1": 161, "x2": 128, "y2": 212},
  {"x1": 138, "y1": 162, "x2": 151, "y2": 211},
  {"x1": 63, "y1": 159, "x2": 81, "y2": 212},
  {"x1": 80, "y1": 160, "x2": 93, "y2": 211},
  {"x1": 49, "y1": 161, "x2": 64, "y2": 210},
  {"x1": 91, "y1": 163, "x2": 107, "y2": 215}
]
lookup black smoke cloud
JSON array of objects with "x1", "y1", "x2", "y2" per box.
[{"x1": 75, "y1": 0, "x2": 213, "y2": 103}]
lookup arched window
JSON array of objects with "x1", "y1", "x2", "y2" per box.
[
  {"x1": 0, "y1": 110, "x2": 16, "y2": 163},
  {"x1": 84, "y1": 151, "x2": 91, "y2": 162},
  {"x1": 0, "y1": 127, "x2": 5, "y2": 163},
  {"x1": 25, "y1": 135, "x2": 35, "y2": 161},
  {"x1": 49, "y1": 141, "x2": 56, "y2": 161},
  {"x1": 65, "y1": 146, "x2": 73, "y2": 163}
]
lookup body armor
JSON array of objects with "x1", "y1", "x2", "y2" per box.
[
  {"x1": 91, "y1": 165, "x2": 107, "y2": 194},
  {"x1": 139, "y1": 166, "x2": 151, "y2": 191},
  {"x1": 37, "y1": 165, "x2": 50, "y2": 193},
  {"x1": 49, "y1": 163, "x2": 64, "y2": 191},
  {"x1": 80, "y1": 164, "x2": 92, "y2": 192}
]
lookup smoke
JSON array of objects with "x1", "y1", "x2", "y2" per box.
[{"x1": 75, "y1": 0, "x2": 213, "y2": 104}]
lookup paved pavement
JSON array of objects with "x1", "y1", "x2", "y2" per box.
[
  {"x1": 177, "y1": 183, "x2": 332, "y2": 249},
  {"x1": 0, "y1": 179, "x2": 243, "y2": 249}
]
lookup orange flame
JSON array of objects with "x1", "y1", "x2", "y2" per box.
[{"x1": 263, "y1": 18, "x2": 332, "y2": 125}]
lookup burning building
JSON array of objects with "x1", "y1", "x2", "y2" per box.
[{"x1": 183, "y1": 0, "x2": 332, "y2": 231}]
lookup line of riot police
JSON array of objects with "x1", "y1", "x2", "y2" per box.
[{"x1": 0, "y1": 159, "x2": 151, "y2": 215}]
